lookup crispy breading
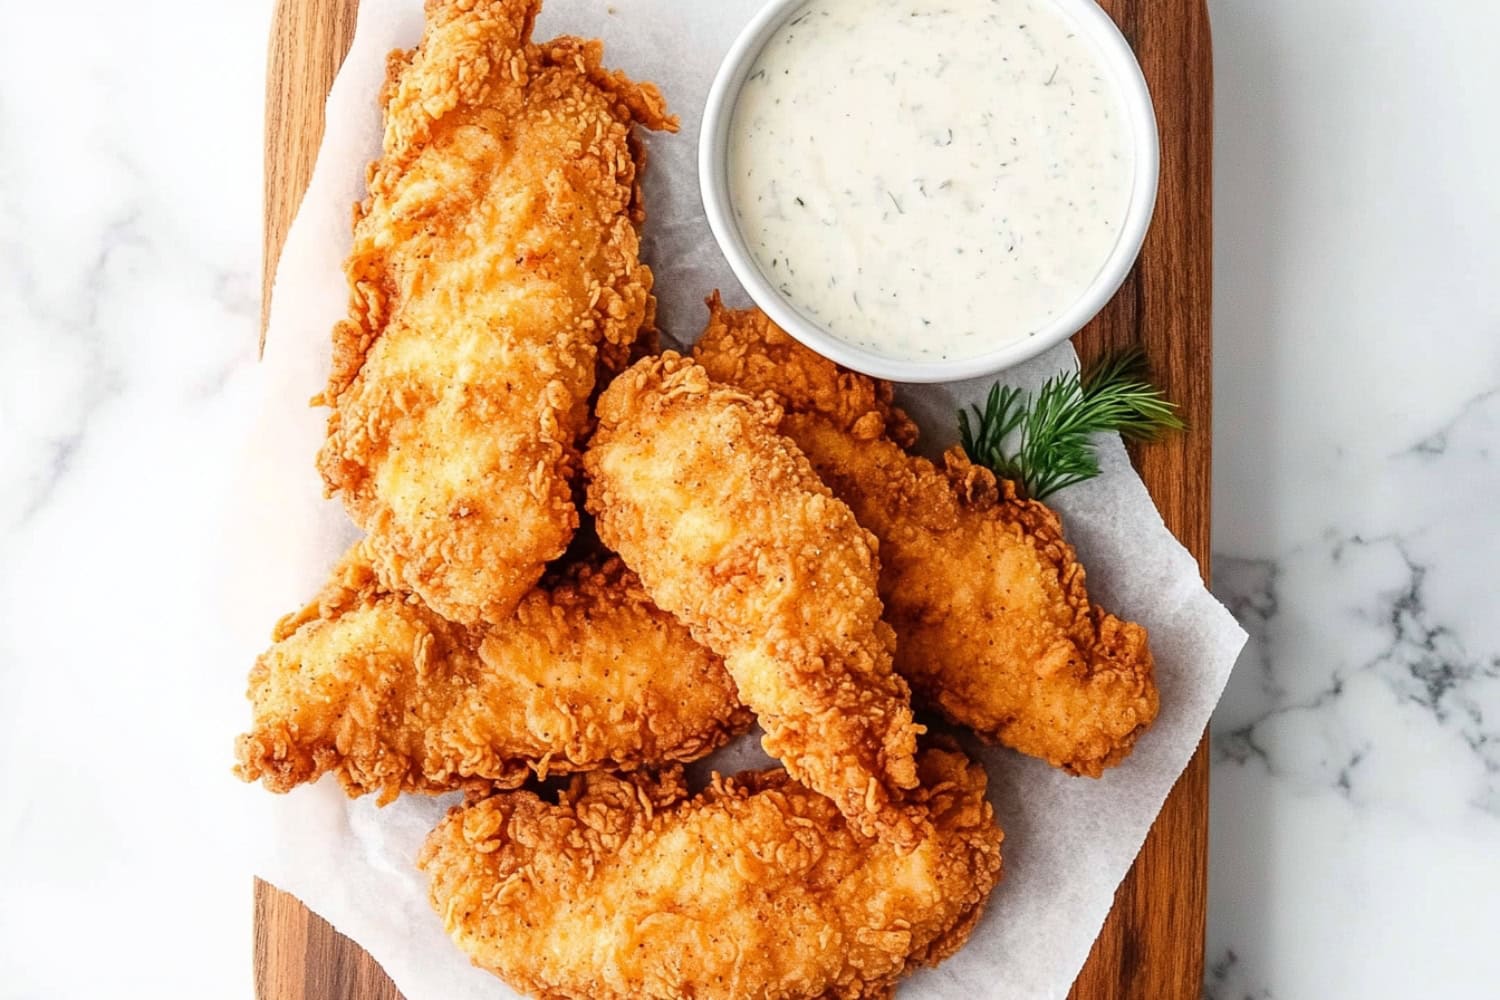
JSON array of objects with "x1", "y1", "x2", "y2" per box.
[
  {"x1": 419, "y1": 748, "x2": 1003, "y2": 999},
  {"x1": 693, "y1": 299, "x2": 1159, "y2": 776},
  {"x1": 584, "y1": 353, "x2": 928, "y2": 847},
  {"x1": 316, "y1": 0, "x2": 677, "y2": 626},
  {"x1": 234, "y1": 545, "x2": 749, "y2": 802}
]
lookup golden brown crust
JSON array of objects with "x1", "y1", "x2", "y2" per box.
[
  {"x1": 234, "y1": 544, "x2": 749, "y2": 802},
  {"x1": 694, "y1": 292, "x2": 920, "y2": 448},
  {"x1": 584, "y1": 353, "x2": 928, "y2": 847},
  {"x1": 316, "y1": 0, "x2": 678, "y2": 626},
  {"x1": 693, "y1": 300, "x2": 1159, "y2": 776},
  {"x1": 419, "y1": 748, "x2": 1003, "y2": 999}
]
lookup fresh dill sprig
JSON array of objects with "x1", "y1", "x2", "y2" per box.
[{"x1": 957, "y1": 347, "x2": 1185, "y2": 501}]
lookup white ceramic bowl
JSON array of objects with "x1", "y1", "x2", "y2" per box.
[{"x1": 699, "y1": 0, "x2": 1160, "y2": 383}]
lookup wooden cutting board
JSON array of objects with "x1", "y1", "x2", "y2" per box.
[{"x1": 255, "y1": 0, "x2": 1214, "y2": 996}]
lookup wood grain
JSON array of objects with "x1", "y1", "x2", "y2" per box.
[
  {"x1": 260, "y1": 0, "x2": 360, "y2": 348},
  {"x1": 255, "y1": 1, "x2": 1214, "y2": 996},
  {"x1": 256, "y1": 1, "x2": 399, "y2": 996},
  {"x1": 1066, "y1": 0, "x2": 1214, "y2": 996}
]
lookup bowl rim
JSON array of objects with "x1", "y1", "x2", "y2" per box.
[{"x1": 698, "y1": 0, "x2": 1161, "y2": 384}]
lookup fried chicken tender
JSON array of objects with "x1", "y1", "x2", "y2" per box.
[
  {"x1": 234, "y1": 545, "x2": 749, "y2": 802},
  {"x1": 693, "y1": 298, "x2": 1159, "y2": 776},
  {"x1": 584, "y1": 354, "x2": 927, "y2": 847},
  {"x1": 316, "y1": 0, "x2": 677, "y2": 626},
  {"x1": 420, "y1": 747, "x2": 1003, "y2": 1000}
]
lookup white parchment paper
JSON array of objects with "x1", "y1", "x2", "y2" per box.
[{"x1": 225, "y1": 2, "x2": 1247, "y2": 996}]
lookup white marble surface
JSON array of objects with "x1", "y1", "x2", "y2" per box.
[
  {"x1": 0, "y1": 1, "x2": 1494, "y2": 998},
  {"x1": 1204, "y1": 1, "x2": 1500, "y2": 997}
]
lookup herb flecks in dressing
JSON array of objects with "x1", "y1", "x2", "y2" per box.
[{"x1": 729, "y1": 0, "x2": 1134, "y2": 362}]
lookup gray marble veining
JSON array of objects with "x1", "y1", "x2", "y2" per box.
[
  {"x1": 0, "y1": 1, "x2": 1495, "y2": 998},
  {"x1": 1205, "y1": 1, "x2": 1500, "y2": 994}
]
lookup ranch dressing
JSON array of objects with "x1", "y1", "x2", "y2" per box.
[{"x1": 728, "y1": 0, "x2": 1134, "y2": 362}]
